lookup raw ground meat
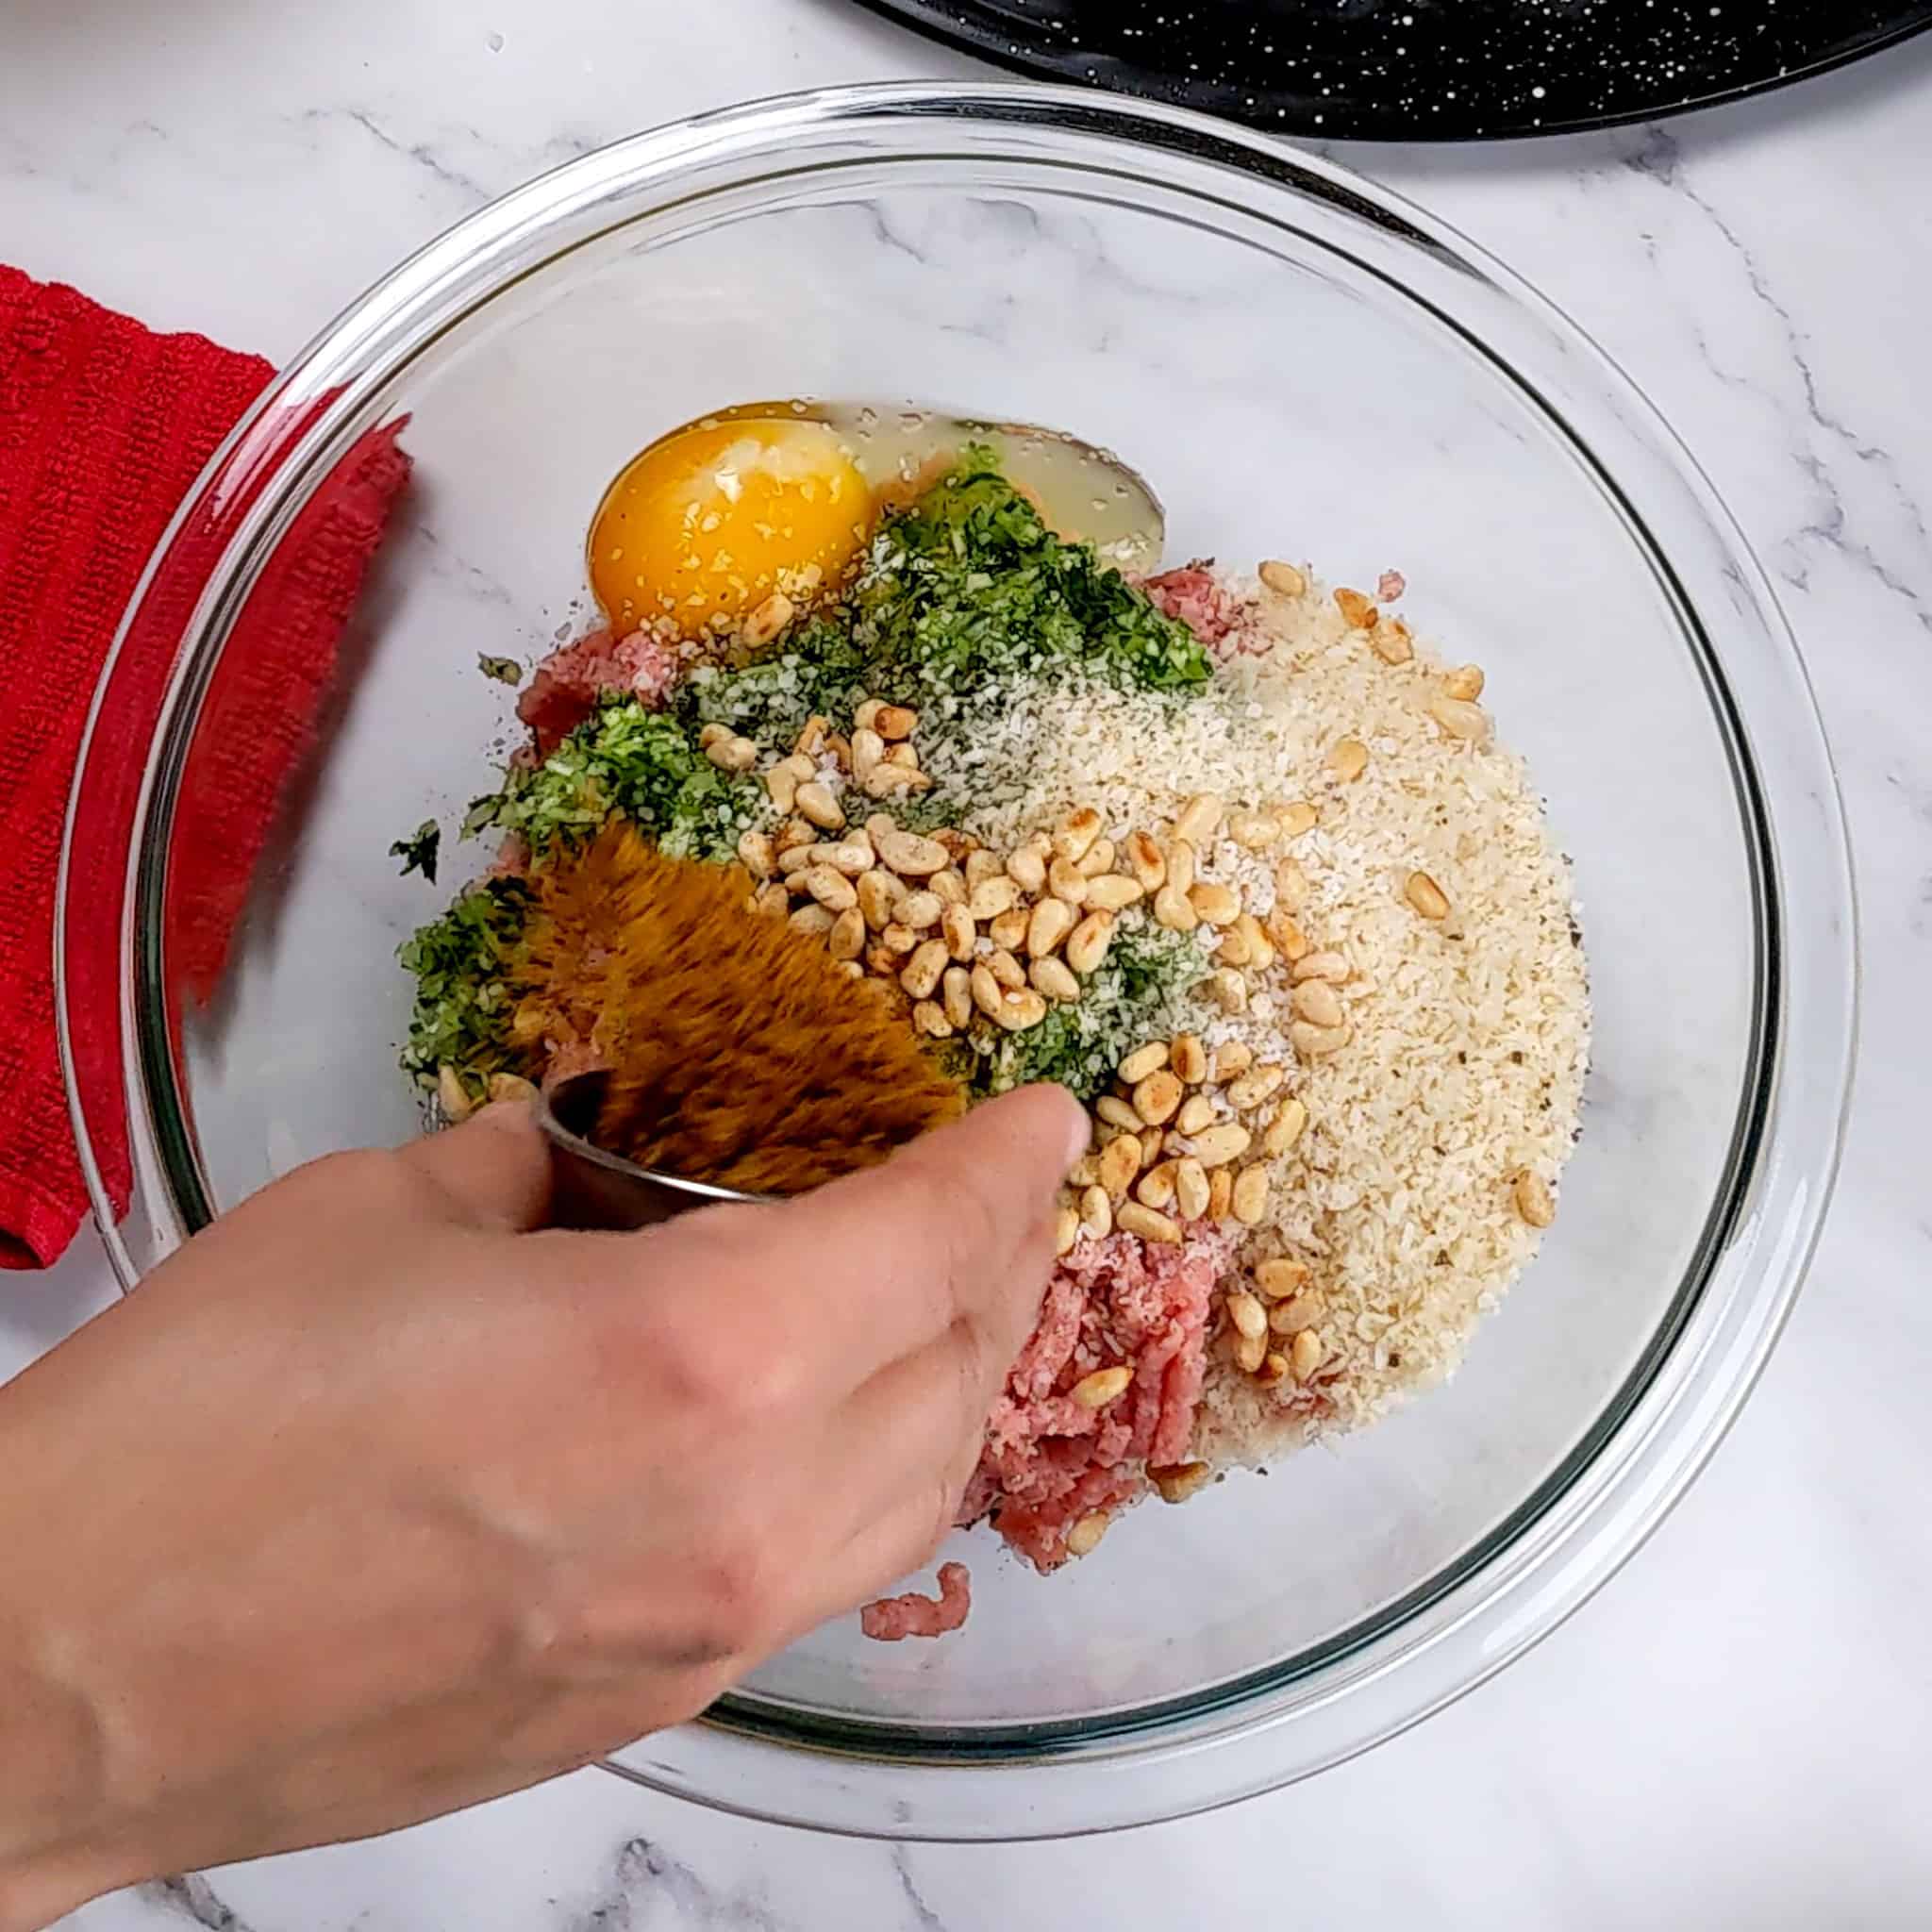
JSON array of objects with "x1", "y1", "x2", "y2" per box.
[
  {"x1": 1377, "y1": 568, "x2": 1407, "y2": 602},
  {"x1": 517, "y1": 626, "x2": 680, "y2": 754},
  {"x1": 1143, "y1": 563, "x2": 1245, "y2": 648},
  {"x1": 860, "y1": 1561, "x2": 973, "y2": 1641},
  {"x1": 958, "y1": 1224, "x2": 1236, "y2": 1573}
]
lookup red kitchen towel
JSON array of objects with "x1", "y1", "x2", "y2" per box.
[{"x1": 0, "y1": 264, "x2": 410, "y2": 1269}]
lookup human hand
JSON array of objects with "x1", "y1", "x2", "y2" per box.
[{"x1": 0, "y1": 1084, "x2": 1085, "y2": 1928}]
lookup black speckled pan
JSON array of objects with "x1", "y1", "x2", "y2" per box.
[{"x1": 856, "y1": 0, "x2": 1932, "y2": 140}]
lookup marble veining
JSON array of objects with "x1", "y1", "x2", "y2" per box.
[{"x1": 3, "y1": 0, "x2": 1929, "y2": 1926}]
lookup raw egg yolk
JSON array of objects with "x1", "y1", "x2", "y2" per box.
[{"x1": 589, "y1": 417, "x2": 873, "y2": 640}]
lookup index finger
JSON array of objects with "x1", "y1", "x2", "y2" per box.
[{"x1": 689, "y1": 1084, "x2": 1088, "y2": 1394}]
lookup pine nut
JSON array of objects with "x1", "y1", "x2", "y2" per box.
[
  {"x1": 1132, "y1": 1069, "x2": 1183, "y2": 1125},
  {"x1": 1267, "y1": 908, "x2": 1309, "y2": 961},
  {"x1": 698, "y1": 722, "x2": 732, "y2": 750},
  {"x1": 854, "y1": 699, "x2": 883, "y2": 732},
  {"x1": 1066, "y1": 1512, "x2": 1109, "y2": 1557},
  {"x1": 1190, "y1": 1123, "x2": 1253, "y2": 1168},
  {"x1": 856, "y1": 873, "x2": 900, "y2": 930},
  {"x1": 1291, "y1": 1328, "x2": 1325, "y2": 1380},
  {"x1": 1208, "y1": 1167, "x2": 1234, "y2": 1220},
  {"x1": 1153, "y1": 886, "x2": 1198, "y2": 933},
  {"x1": 1225, "y1": 1063, "x2": 1285, "y2": 1111},
  {"x1": 874, "y1": 703, "x2": 918, "y2": 741},
  {"x1": 1054, "y1": 807, "x2": 1105, "y2": 864},
  {"x1": 963, "y1": 849, "x2": 1003, "y2": 890},
  {"x1": 1255, "y1": 1352, "x2": 1290, "y2": 1389},
  {"x1": 1334, "y1": 586, "x2": 1377, "y2": 629},
  {"x1": 1370, "y1": 619, "x2": 1413, "y2": 666},
  {"x1": 790, "y1": 905, "x2": 835, "y2": 936},
  {"x1": 1292, "y1": 979, "x2": 1344, "y2": 1028},
  {"x1": 705, "y1": 734, "x2": 758, "y2": 773},
  {"x1": 1406, "y1": 871, "x2": 1451, "y2": 921},
  {"x1": 1047, "y1": 857, "x2": 1091, "y2": 905},
  {"x1": 1056, "y1": 1201, "x2": 1081, "y2": 1257},
  {"x1": 1227, "y1": 808, "x2": 1279, "y2": 851},
  {"x1": 1137, "y1": 1161, "x2": 1177, "y2": 1211},
  {"x1": 1426, "y1": 696, "x2": 1491, "y2": 743},
  {"x1": 1208, "y1": 968, "x2": 1249, "y2": 1015},
  {"x1": 828, "y1": 907, "x2": 867, "y2": 961},
  {"x1": 1190, "y1": 882, "x2": 1240, "y2": 927},
  {"x1": 1072, "y1": 1365, "x2": 1134, "y2": 1410},
  {"x1": 1024, "y1": 895, "x2": 1075, "y2": 958},
  {"x1": 1084, "y1": 874, "x2": 1144, "y2": 912},
  {"x1": 1140, "y1": 1125, "x2": 1166, "y2": 1170},
  {"x1": 899, "y1": 889, "x2": 941, "y2": 930},
  {"x1": 941, "y1": 965, "x2": 973, "y2": 1029},
  {"x1": 901, "y1": 939, "x2": 948, "y2": 999},
  {"x1": 874, "y1": 826, "x2": 947, "y2": 876},
  {"x1": 1291, "y1": 1021, "x2": 1350, "y2": 1057},
  {"x1": 1233, "y1": 912, "x2": 1275, "y2": 973},
  {"x1": 970, "y1": 962, "x2": 1003, "y2": 1018},
  {"x1": 1117, "y1": 1200, "x2": 1181, "y2": 1244},
  {"x1": 1120, "y1": 1041, "x2": 1170, "y2": 1084},
  {"x1": 1065, "y1": 911, "x2": 1115, "y2": 974},
  {"x1": 1099, "y1": 1134, "x2": 1142, "y2": 1198},
  {"x1": 1168, "y1": 840, "x2": 1198, "y2": 896},
  {"x1": 1007, "y1": 846, "x2": 1047, "y2": 893},
  {"x1": 878, "y1": 923, "x2": 920, "y2": 956},
  {"x1": 753, "y1": 881, "x2": 790, "y2": 918},
  {"x1": 804, "y1": 865, "x2": 858, "y2": 912},
  {"x1": 737, "y1": 829, "x2": 776, "y2": 878},
  {"x1": 1513, "y1": 1169, "x2": 1557, "y2": 1228},
  {"x1": 942, "y1": 903, "x2": 976, "y2": 960},
  {"x1": 912, "y1": 999, "x2": 952, "y2": 1038},
  {"x1": 1080, "y1": 1184, "x2": 1114, "y2": 1238},
  {"x1": 1214, "y1": 1041, "x2": 1254, "y2": 1080},
  {"x1": 1232, "y1": 1166, "x2": 1271, "y2": 1225},
  {"x1": 1174, "y1": 1157, "x2": 1209, "y2": 1221},
  {"x1": 1291, "y1": 950, "x2": 1349, "y2": 983},
  {"x1": 932, "y1": 827, "x2": 977, "y2": 863},
  {"x1": 1274, "y1": 856, "x2": 1309, "y2": 912},
  {"x1": 743, "y1": 590, "x2": 796, "y2": 645},
  {"x1": 980, "y1": 948, "x2": 1020, "y2": 990},
  {"x1": 766, "y1": 763, "x2": 802, "y2": 815},
  {"x1": 1171, "y1": 1033, "x2": 1208, "y2": 1085},
  {"x1": 1270, "y1": 1295, "x2": 1324, "y2": 1336},
  {"x1": 1233, "y1": 1329, "x2": 1268, "y2": 1375},
  {"x1": 1096, "y1": 1095, "x2": 1143, "y2": 1133},
  {"x1": 793, "y1": 716, "x2": 828, "y2": 758},
  {"x1": 1150, "y1": 1460, "x2": 1213, "y2": 1504},
  {"x1": 1226, "y1": 1290, "x2": 1267, "y2": 1341},
  {"x1": 969, "y1": 876, "x2": 1019, "y2": 921},
  {"x1": 1443, "y1": 664, "x2": 1486, "y2": 702},
  {"x1": 993, "y1": 989, "x2": 1047, "y2": 1032},
  {"x1": 1255, "y1": 1257, "x2": 1309, "y2": 1299},
  {"x1": 930, "y1": 868, "x2": 967, "y2": 906},
  {"x1": 863, "y1": 942, "x2": 898, "y2": 975},
  {"x1": 1262, "y1": 1097, "x2": 1308, "y2": 1157},
  {"x1": 862, "y1": 762, "x2": 930, "y2": 797},
  {"x1": 1276, "y1": 800, "x2": 1319, "y2": 840},
  {"x1": 1125, "y1": 830, "x2": 1167, "y2": 891},
  {"x1": 795, "y1": 779, "x2": 845, "y2": 829},
  {"x1": 1258, "y1": 558, "x2": 1307, "y2": 597},
  {"x1": 1077, "y1": 838, "x2": 1117, "y2": 879},
  {"x1": 1031, "y1": 956, "x2": 1080, "y2": 1001},
  {"x1": 989, "y1": 908, "x2": 1030, "y2": 950},
  {"x1": 1174, "y1": 792, "x2": 1224, "y2": 847},
  {"x1": 1175, "y1": 1093, "x2": 1215, "y2": 1137},
  {"x1": 1328, "y1": 738, "x2": 1370, "y2": 783},
  {"x1": 437, "y1": 1064, "x2": 473, "y2": 1123}
]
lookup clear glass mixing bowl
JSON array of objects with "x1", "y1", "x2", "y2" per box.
[{"x1": 58, "y1": 84, "x2": 1855, "y2": 1838}]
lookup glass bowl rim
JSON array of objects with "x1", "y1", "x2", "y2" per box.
[{"x1": 58, "y1": 81, "x2": 1858, "y2": 1836}]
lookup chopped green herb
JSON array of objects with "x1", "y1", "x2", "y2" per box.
[
  {"x1": 471, "y1": 696, "x2": 763, "y2": 865},
  {"x1": 478, "y1": 654, "x2": 523, "y2": 686},
  {"x1": 972, "y1": 920, "x2": 1207, "y2": 1105},
  {"x1": 397, "y1": 877, "x2": 531, "y2": 1082},
  {"x1": 390, "y1": 820, "x2": 441, "y2": 884}
]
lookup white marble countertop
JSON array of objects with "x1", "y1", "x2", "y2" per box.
[{"x1": 5, "y1": 1, "x2": 1931, "y2": 1924}]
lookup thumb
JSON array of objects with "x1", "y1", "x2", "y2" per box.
[
  {"x1": 395, "y1": 1097, "x2": 555, "y2": 1232},
  {"x1": 772, "y1": 1083, "x2": 1091, "y2": 1375}
]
